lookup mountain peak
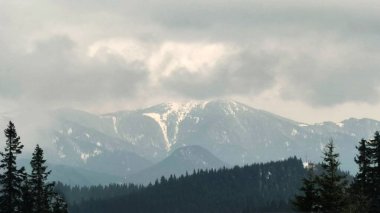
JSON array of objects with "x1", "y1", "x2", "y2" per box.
[
  {"x1": 172, "y1": 145, "x2": 218, "y2": 159},
  {"x1": 165, "y1": 145, "x2": 228, "y2": 168},
  {"x1": 145, "y1": 99, "x2": 254, "y2": 115},
  {"x1": 127, "y1": 145, "x2": 226, "y2": 184}
]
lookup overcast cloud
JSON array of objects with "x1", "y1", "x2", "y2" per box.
[{"x1": 1, "y1": 0, "x2": 380, "y2": 123}]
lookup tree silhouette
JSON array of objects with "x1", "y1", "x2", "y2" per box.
[
  {"x1": 292, "y1": 167, "x2": 320, "y2": 212},
  {"x1": 20, "y1": 170, "x2": 34, "y2": 213},
  {"x1": 349, "y1": 138, "x2": 371, "y2": 212},
  {"x1": 30, "y1": 144, "x2": 54, "y2": 213},
  {"x1": 0, "y1": 121, "x2": 25, "y2": 213},
  {"x1": 317, "y1": 140, "x2": 348, "y2": 213},
  {"x1": 368, "y1": 131, "x2": 380, "y2": 212}
]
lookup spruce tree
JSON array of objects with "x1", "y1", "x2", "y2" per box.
[
  {"x1": 368, "y1": 131, "x2": 380, "y2": 212},
  {"x1": 349, "y1": 138, "x2": 371, "y2": 212},
  {"x1": 52, "y1": 194, "x2": 68, "y2": 213},
  {"x1": 292, "y1": 168, "x2": 320, "y2": 212},
  {"x1": 317, "y1": 140, "x2": 348, "y2": 213},
  {"x1": 30, "y1": 144, "x2": 54, "y2": 213},
  {"x1": 20, "y1": 169, "x2": 34, "y2": 213},
  {"x1": 0, "y1": 121, "x2": 25, "y2": 213}
]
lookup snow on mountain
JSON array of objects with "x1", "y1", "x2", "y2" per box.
[
  {"x1": 141, "y1": 101, "x2": 210, "y2": 151},
  {"x1": 44, "y1": 101, "x2": 380, "y2": 174},
  {"x1": 2, "y1": 99, "x2": 380, "y2": 183}
]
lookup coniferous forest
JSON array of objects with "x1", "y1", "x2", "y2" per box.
[
  {"x1": 293, "y1": 133, "x2": 380, "y2": 213},
  {"x1": 0, "y1": 121, "x2": 68, "y2": 213},
  {"x1": 2, "y1": 121, "x2": 380, "y2": 212},
  {"x1": 64, "y1": 157, "x2": 306, "y2": 213}
]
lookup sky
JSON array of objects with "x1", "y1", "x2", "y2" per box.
[{"x1": 1, "y1": 0, "x2": 380, "y2": 124}]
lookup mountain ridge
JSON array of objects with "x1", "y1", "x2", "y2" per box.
[
  {"x1": 126, "y1": 145, "x2": 227, "y2": 184},
  {"x1": 2, "y1": 99, "x2": 380, "y2": 184}
]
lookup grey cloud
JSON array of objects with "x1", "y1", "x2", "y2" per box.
[
  {"x1": 144, "y1": 1, "x2": 380, "y2": 41},
  {"x1": 280, "y1": 49, "x2": 380, "y2": 106},
  {"x1": 161, "y1": 50, "x2": 279, "y2": 98},
  {"x1": 0, "y1": 35, "x2": 149, "y2": 107},
  {"x1": 1, "y1": 0, "x2": 380, "y2": 109},
  {"x1": 138, "y1": 0, "x2": 380, "y2": 106}
]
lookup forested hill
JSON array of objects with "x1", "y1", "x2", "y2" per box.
[{"x1": 67, "y1": 157, "x2": 306, "y2": 213}]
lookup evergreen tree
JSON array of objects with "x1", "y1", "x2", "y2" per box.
[
  {"x1": 30, "y1": 144, "x2": 54, "y2": 213},
  {"x1": 349, "y1": 138, "x2": 371, "y2": 212},
  {"x1": 68, "y1": 157, "x2": 305, "y2": 213},
  {"x1": 368, "y1": 131, "x2": 380, "y2": 212},
  {"x1": 317, "y1": 140, "x2": 348, "y2": 213},
  {"x1": 20, "y1": 169, "x2": 34, "y2": 213},
  {"x1": 292, "y1": 168, "x2": 320, "y2": 212},
  {"x1": 52, "y1": 194, "x2": 68, "y2": 213},
  {"x1": 0, "y1": 121, "x2": 25, "y2": 213}
]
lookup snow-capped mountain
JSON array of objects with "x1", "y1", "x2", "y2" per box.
[
  {"x1": 44, "y1": 109, "x2": 153, "y2": 177},
  {"x1": 2, "y1": 100, "x2": 380, "y2": 182},
  {"x1": 126, "y1": 145, "x2": 227, "y2": 184}
]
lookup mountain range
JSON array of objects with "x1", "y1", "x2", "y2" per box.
[{"x1": 2, "y1": 100, "x2": 380, "y2": 185}]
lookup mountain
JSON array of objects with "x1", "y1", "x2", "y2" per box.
[
  {"x1": 48, "y1": 164, "x2": 123, "y2": 186},
  {"x1": 18, "y1": 158, "x2": 124, "y2": 186},
  {"x1": 41, "y1": 109, "x2": 153, "y2": 177},
  {"x1": 68, "y1": 157, "x2": 306, "y2": 213},
  {"x1": 127, "y1": 145, "x2": 227, "y2": 184},
  {"x1": 3, "y1": 99, "x2": 380, "y2": 183}
]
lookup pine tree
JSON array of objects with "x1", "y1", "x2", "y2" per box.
[
  {"x1": 0, "y1": 121, "x2": 25, "y2": 213},
  {"x1": 292, "y1": 168, "x2": 320, "y2": 212},
  {"x1": 317, "y1": 140, "x2": 348, "y2": 213},
  {"x1": 30, "y1": 144, "x2": 55, "y2": 213},
  {"x1": 368, "y1": 131, "x2": 380, "y2": 212},
  {"x1": 349, "y1": 138, "x2": 371, "y2": 212}
]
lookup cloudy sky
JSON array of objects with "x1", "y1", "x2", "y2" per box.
[{"x1": 1, "y1": 0, "x2": 380, "y2": 123}]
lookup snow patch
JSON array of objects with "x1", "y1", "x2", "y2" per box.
[
  {"x1": 58, "y1": 146, "x2": 66, "y2": 159},
  {"x1": 67, "y1": 128, "x2": 72, "y2": 135},
  {"x1": 303, "y1": 162, "x2": 309, "y2": 168},
  {"x1": 143, "y1": 112, "x2": 171, "y2": 150},
  {"x1": 52, "y1": 136, "x2": 59, "y2": 144},
  {"x1": 291, "y1": 128, "x2": 298, "y2": 136},
  {"x1": 143, "y1": 101, "x2": 208, "y2": 151},
  {"x1": 93, "y1": 148, "x2": 102, "y2": 155},
  {"x1": 81, "y1": 153, "x2": 90, "y2": 162},
  {"x1": 80, "y1": 148, "x2": 103, "y2": 163},
  {"x1": 112, "y1": 116, "x2": 118, "y2": 134},
  {"x1": 266, "y1": 171, "x2": 272, "y2": 179},
  {"x1": 336, "y1": 122, "x2": 344, "y2": 128},
  {"x1": 201, "y1": 101, "x2": 209, "y2": 109},
  {"x1": 123, "y1": 134, "x2": 144, "y2": 145},
  {"x1": 320, "y1": 142, "x2": 325, "y2": 151}
]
